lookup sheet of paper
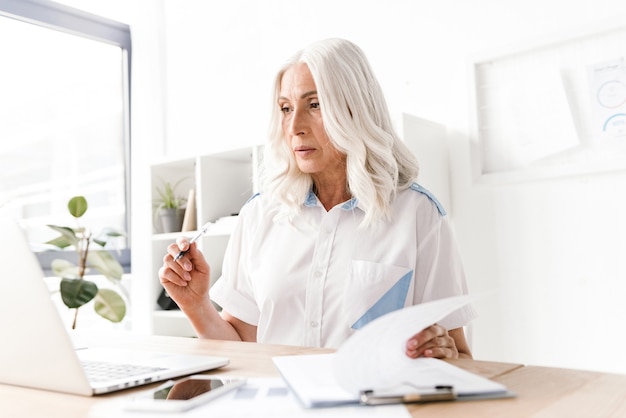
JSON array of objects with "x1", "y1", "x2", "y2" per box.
[
  {"x1": 273, "y1": 354, "x2": 358, "y2": 407},
  {"x1": 332, "y1": 294, "x2": 478, "y2": 392},
  {"x1": 588, "y1": 57, "x2": 626, "y2": 142},
  {"x1": 91, "y1": 377, "x2": 411, "y2": 418}
]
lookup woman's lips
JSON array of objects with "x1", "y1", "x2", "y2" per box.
[{"x1": 294, "y1": 146, "x2": 316, "y2": 156}]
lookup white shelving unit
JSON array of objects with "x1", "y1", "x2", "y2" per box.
[{"x1": 149, "y1": 146, "x2": 262, "y2": 336}]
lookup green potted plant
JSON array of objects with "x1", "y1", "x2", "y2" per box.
[
  {"x1": 46, "y1": 196, "x2": 127, "y2": 329},
  {"x1": 154, "y1": 178, "x2": 187, "y2": 233}
]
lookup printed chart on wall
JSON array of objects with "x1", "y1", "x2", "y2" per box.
[
  {"x1": 472, "y1": 21, "x2": 626, "y2": 182},
  {"x1": 589, "y1": 57, "x2": 626, "y2": 142}
]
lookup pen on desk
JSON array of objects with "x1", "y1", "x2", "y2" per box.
[{"x1": 173, "y1": 221, "x2": 212, "y2": 261}]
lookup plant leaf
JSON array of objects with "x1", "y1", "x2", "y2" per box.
[
  {"x1": 68, "y1": 196, "x2": 88, "y2": 218},
  {"x1": 102, "y1": 227, "x2": 124, "y2": 237},
  {"x1": 45, "y1": 235, "x2": 73, "y2": 249},
  {"x1": 51, "y1": 259, "x2": 80, "y2": 278},
  {"x1": 60, "y1": 278, "x2": 98, "y2": 308},
  {"x1": 45, "y1": 225, "x2": 79, "y2": 249},
  {"x1": 154, "y1": 177, "x2": 187, "y2": 209},
  {"x1": 92, "y1": 227, "x2": 125, "y2": 247},
  {"x1": 94, "y1": 289, "x2": 126, "y2": 322},
  {"x1": 92, "y1": 238, "x2": 106, "y2": 247},
  {"x1": 87, "y1": 250, "x2": 123, "y2": 282}
]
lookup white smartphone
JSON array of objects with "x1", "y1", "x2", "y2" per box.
[{"x1": 124, "y1": 375, "x2": 246, "y2": 412}]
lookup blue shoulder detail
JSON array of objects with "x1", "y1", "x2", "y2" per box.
[
  {"x1": 409, "y1": 183, "x2": 446, "y2": 216},
  {"x1": 245, "y1": 192, "x2": 261, "y2": 205}
]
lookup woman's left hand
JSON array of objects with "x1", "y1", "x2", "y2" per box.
[{"x1": 405, "y1": 324, "x2": 460, "y2": 359}]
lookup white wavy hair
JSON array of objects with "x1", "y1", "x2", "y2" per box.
[{"x1": 262, "y1": 38, "x2": 419, "y2": 227}]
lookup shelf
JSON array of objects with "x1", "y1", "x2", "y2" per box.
[
  {"x1": 151, "y1": 226, "x2": 233, "y2": 242},
  {"x1": 148, "y1": 146, "x2": 261, "y2": 337},
  {"x1": 152, "y1": 310, "x2": 195, "y2": 337}
]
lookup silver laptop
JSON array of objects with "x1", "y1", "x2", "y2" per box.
[{"x1": 0, "y1": 216, "x2": 229, "y2": 396}]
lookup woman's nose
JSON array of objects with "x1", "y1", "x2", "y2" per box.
[{"x1": 287, "y1": 107, "x2": 307, "y2": 136}]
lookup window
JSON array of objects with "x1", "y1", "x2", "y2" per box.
[{"x1": 0, "y1": 0, "x2": 131, "y2": 273}]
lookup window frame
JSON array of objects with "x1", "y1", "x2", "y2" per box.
[{"x1": 0, "y1": 0, "x2": 132, "y2": 274}]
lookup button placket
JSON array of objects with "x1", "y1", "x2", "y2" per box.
[{"x1": 303, "y1": 208, "x2": 340, "y2": 346}]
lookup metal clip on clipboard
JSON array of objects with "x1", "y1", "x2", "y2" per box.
[{"x1": 359, "y1": 385, "x2": 456, "y2": 405}]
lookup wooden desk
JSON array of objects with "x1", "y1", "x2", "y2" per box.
[{"x1": 1, "y1": 332, "x2": 625, "y2": 417}]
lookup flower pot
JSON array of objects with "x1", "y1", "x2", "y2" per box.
[{"x1": 158, "y1": 208, "x2": 184, "y2": 233}]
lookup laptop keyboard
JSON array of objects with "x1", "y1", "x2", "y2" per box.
[{"x1": 82, "y1": 360, "x2": 166, "y2": 383}]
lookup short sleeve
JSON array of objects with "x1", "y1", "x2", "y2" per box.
[
  {"x1": 413, "y1": 209, "x2": 478, "y2": 330},
  {"x1": 210, "y1": 202, "x2": 261, "y2": 326}
]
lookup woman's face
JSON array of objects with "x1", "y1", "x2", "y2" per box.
[{"x1": 278, "y1": 63, "x2": 346, "y2": 181}]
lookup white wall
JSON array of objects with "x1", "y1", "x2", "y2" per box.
[{"x1": 132, "y1": 0, "x2": 626, "y2": 373}]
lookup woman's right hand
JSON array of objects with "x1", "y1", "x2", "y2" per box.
[
  {"x1": 159, "y1": 237, "x2": 253, "y2": 342},
  {"x1": 158, "y1": 237, "x2": 211, "y2": 310}
]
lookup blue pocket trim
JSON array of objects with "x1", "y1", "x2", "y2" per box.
[{"x1": 351, "y1": 270, "x2": 412, "y2": 330}]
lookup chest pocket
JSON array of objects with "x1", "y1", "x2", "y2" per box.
[{"x1": 344, "y1": 260, "x2": 413, "y2": 330}]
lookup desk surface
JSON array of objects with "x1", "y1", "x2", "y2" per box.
[{"x1": 1, "y1": 332, "x2": 625, "y2": 418}]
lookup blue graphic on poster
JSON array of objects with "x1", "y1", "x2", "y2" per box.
[{"x1": 589, "y1": 58, "x2": 626, "y2": 141}]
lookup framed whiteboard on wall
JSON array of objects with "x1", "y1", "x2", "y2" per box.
[{"x1": 469, "y1": 18, "x2": 626, "y2": 184}]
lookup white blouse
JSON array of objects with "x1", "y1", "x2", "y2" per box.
[{"x1": 210, "y1": 184, "x2": 477, "y2": 348}]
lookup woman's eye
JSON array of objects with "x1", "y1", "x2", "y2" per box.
[
  {"x1": 280, "y1": 105, "x2": 291, "y2": 114},
  {"x1": 310, "y1": 101, "x2": 320, "y2": 109}
]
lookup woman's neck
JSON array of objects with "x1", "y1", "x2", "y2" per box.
[{"x1": 312, "y1": 182, "x2": 351, "y2": 211}]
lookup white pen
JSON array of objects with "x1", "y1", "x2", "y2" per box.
[{"x1": 173, "y1": 221, "x2": 212, "y2": 261}]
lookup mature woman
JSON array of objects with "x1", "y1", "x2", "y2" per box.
[{"x1": 159, "y1": 38, "x2": 476, "y2": 359}]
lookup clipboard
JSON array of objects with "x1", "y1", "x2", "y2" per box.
[{"x1": 273, "y1": 353, "x2": 514, "y2": 408}]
